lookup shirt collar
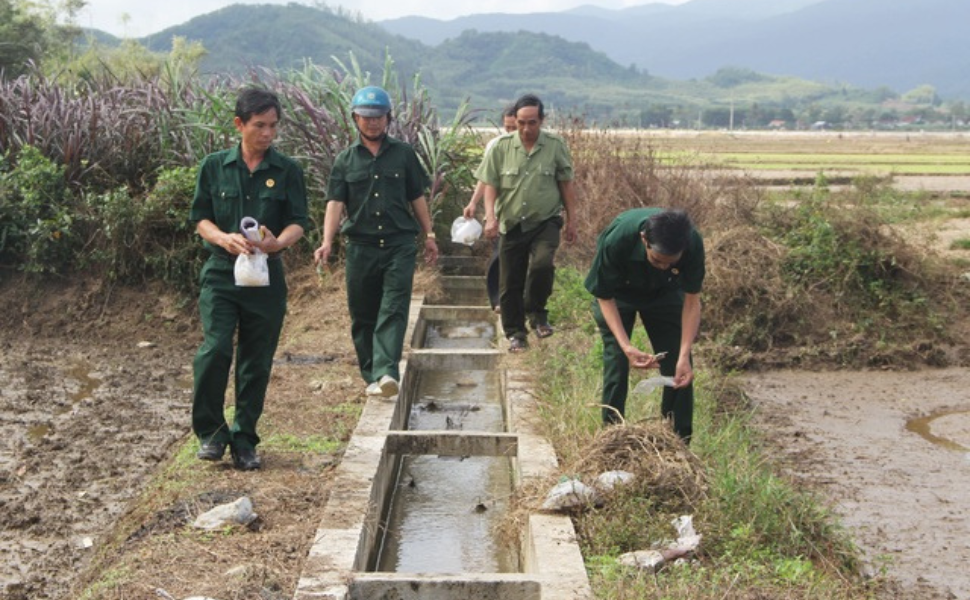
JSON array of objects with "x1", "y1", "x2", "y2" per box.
[
  {"x1": 511, "y1": 130, "x2": 547, "y2": 153},
  {"x1": 351, "y1": 134, "x2": 393, "y2": 156},
  {"x1": 222, "y1": 144, "x2": 284, "y2": 170}
]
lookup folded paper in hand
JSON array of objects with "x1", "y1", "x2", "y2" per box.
[{"x1": 234, "y1": 216, "x2": 270, "y2": 287}]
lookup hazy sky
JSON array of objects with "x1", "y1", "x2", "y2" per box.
[{"x1": 77, "y1": 0, "x2": 690, "y2": 38}]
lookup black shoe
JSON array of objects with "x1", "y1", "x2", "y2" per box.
[
  {"x1": 196, "y1": 440, "x2": 227, "y2": 461},
  {"x1": 231, "y1": 445, "x2": 261, "y2": 471}
]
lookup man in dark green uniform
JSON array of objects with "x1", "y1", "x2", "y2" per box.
[
  {"x1": 584, "y1": 208, "x2": 704, "y2": 442},
  {"x1": 190, "y1": 87, "x2": 308, "y2": 470},
  {"x1": 480, "y1": 94, "x2": 578, "y2": 352},
  {"x1": 313, "y1": 86, "x2": 438, "y2": 397}
]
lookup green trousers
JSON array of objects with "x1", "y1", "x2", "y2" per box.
[
  {"x1": 498, "y1": 218, "x2": 562, "y2": 340},
  {"x1": 345, "y1": 242, "x2": 416, "y2": 384},
  {"x1": 592, "y1": 296, "x2": 694, "y2": 442},
  {"x1": 192, "y1": 256, "x2": 287, "y2": 450}
]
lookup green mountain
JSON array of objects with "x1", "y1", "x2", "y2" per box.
[
  {"x1": 138, "y1": 3, "x2": 426, "y2": 81},
  {"x1": 112, "y1": 3, "x2": 942, "y2": 126}
]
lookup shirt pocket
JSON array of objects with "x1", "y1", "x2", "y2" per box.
[
  {"x1": 212, "y1": 187, "x2": 240, "y2": 225},
  {"x1": 345, "y1": 169, "x2": 372, "y2": 203},
  {"x1": 500, "y1": 166, "x2": 520, "y2": 189},
  {"x1": 257, "y1": 187, "x2": 288, "y2": 226}
]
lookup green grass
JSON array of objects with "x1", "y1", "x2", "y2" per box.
[{"x1": 260, "y1": 433, "x2": 343, "y2": 454}]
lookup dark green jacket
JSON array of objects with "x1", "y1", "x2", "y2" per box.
[
  {"x1": 327, "y1": 135, "x2": 430, "y2": 247},
  {"x1": 190, "y1": 144, "x2": 309, "y2": 256},
  {"x1": 585, "y1": 208, "x2": 705, "y2": 305}
]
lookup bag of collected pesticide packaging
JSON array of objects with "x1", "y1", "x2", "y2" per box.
[
  {"x1": 450, "y1": 216, "x2": 483, "y2": 246},
  {"x1": 234, "y1": 216, "x2": 270, "y2": 287}
]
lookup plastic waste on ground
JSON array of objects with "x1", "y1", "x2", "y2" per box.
[
  {"x1": 618, "y1": 514, "x2": 702, "y2": 572},
  {"x1": 632, "y1": 375, "x2": 676, "y2": 396},
  {"x1": 450, "y1": 216, "x2": 483, "y2": 246},
  {"x1": 541, "y1": 477, "x2": 600, "y2": 510},
  {"x1": 234, "y1": 217, "x2": 270, "y2": 287},
  {"x1": 595, "y1": 470, "x2": 635, "y2": 492},
  {"x1": 192, "y1": 496, "x2": 258, "y2": 530}
]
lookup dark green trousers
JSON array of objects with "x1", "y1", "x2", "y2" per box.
[
  {"x1": 345, "y1": 242, "x2": 416, "y2": 384},
  {"x1": 192, "y1": 256, "x2": 287, "y2": 450},
  {"x1": 498, "y1": 218, "x2": 561, "y2": 340},
  {"x1": 592, "y1": 296, "x2": 694, "y2": 442}
]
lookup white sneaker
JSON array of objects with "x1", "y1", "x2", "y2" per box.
[
  {"x1": 378, "y1": 375, "x2": 399, "y2": 397},
  {"x1": 365, "y1": 381, "x2": 382, "y2": 396}
]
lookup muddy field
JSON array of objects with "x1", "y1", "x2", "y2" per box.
[
  {"x1": 745, "y1": 369, "x2": 970, "y2": 600},
  {"x1": 0, "y1": 271, "x2": 366, "y2": 600},
  {"x1": 0, "y1": 337, "x2": 194, "y2": 597}
]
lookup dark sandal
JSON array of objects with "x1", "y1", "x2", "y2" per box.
[
  {"x1": 508, "y1": 337, "x2": 528, "y2": 353},
  {"x1": 534, "y1": 323, "x2": 554, "y2": 339}
]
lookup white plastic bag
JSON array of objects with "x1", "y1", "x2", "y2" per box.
[
  {"x1": 450, "y1": 216, "x2": 482, "y2": 246},
  {"x1": 540, "y1": 478, "x2": 600, "y2": 511},
  {"x1": 595, "y1": 470, "x2": 635, "y2": 492},
  {"x1": 234, "y1": 217, "x2": 269, "y2": 287},
  {"x1": 632, "y1": 375, "x2": 676, "y2": 396}
]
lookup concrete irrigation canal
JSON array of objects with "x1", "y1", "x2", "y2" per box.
[{"x1": 293, "y1": 254, "x2": 593, "y2": 600}]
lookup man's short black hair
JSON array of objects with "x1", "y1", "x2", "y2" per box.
[
  {"x1": 640, "y1": 209, "x2": 693, "y2": 255},
  {"x1": 513, "y1": 94, "x2": 544, "y2": 120},
  {"x1": 502, "y1": 103, "x2": 516, "y2": 118},
  {"x1": 235, "y1": 87, "x2": 282, "y2": 124}
]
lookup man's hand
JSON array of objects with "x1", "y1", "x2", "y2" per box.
[
  {"x1": 483, "y1": 219, "x2": 499, "y2": 240},
  {"x1": 563, "y1": 220, "x2": 578, "y2": 244},
  {"x1": 424, "y1": 239, "x2": 439, "y2": 265},
  {"x1": 222, "y1": 232, "x2": 255, "y2": 256},
  {"x1": 672, "y1": 356, "x2": 694, "y2": 389},
  {"x1": 313, "y1": 242, "x2": 332, "y2": 269},
  {"x1": 462, "y1": 200, "x2": 477, "y2": 220}
]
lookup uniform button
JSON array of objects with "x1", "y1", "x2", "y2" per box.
[
  {"x1": 378, "y1": 225, "x2": 383, "y2": 230},
  {"x1": 374, "y1": 175, "x2": 379, "y2": 179}
]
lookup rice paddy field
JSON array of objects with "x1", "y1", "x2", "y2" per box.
[{"x1": 630, "y1": 129, "x2": 970, "y2": 179}]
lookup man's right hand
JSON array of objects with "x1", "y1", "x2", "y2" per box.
[
  {"x1": 462, "y1": 201, "x2": 477, "y2": 220},
  {"x1": 313, "y1": 242, "x2": 332, "y2": 269},
  {"x1": 483, "y1": 219, "x2": 499, "y2": 240}
]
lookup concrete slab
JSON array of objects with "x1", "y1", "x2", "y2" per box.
[
  {"x1": 350, "y1": 573, "x2": 541, "y2": 600},
  {"x1": 385, "y1": 431, "x2": 518, "y2": 457}
]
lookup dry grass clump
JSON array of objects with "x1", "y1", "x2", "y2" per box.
[
  {"x1": 501, "y1": 422, "x2": 706, "y2": 552},
  {"x1": 568, "y1": 422, "x2": 706, "y2": 507},
  {"x1": 702, "y1": 223, "x2": 813, "y2": 368}
]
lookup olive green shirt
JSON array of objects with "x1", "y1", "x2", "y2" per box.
[
  {"x1": 477, "y1": 130, "x2": 573, "y2": 234},
  {"x1": 585, "y1": 208, "x2": 705, "y2": 306},
  {"x1": 190, "y1": 144, "x2": 309, "y2": 257},
  {"x1": 327, "y1": 135, "x2": 430, "y2": 248}
]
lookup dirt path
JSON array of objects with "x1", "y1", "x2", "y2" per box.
[{"x1": 744, "y1": 368, "x2": 970, "y2": 600}]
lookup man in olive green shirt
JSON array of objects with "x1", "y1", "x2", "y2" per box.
[
  {"x1": 314, "y1": 86, "x2": 438, "y2": 397},
  {"x1": 190, "y1": 87, "x2": 309, "y2": 470},
  {"x1": 584, "y1": 208, "x2": 704, "y2": 442},
  {"x1": 480, "y1": 94, "x2": 578, "y2": 352}
]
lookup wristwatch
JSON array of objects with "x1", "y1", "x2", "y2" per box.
[{"x1": 425, "y1": 232, "x2": 436, "y2": 240}]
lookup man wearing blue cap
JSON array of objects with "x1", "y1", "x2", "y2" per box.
[
  {"x1": 314, "y1": 86, "x2": 438, "y2": 398},
  {"x1": 190, "y1": 87, "x2": 308, "y2": 470}
]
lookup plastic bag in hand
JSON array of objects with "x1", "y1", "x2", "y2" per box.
[
  {"x1": 234, "y1": 216, "x2": 270, "y2": 287},
  {"x1": 450, "y1": 216, "x2": 482, "y2": 246}
]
